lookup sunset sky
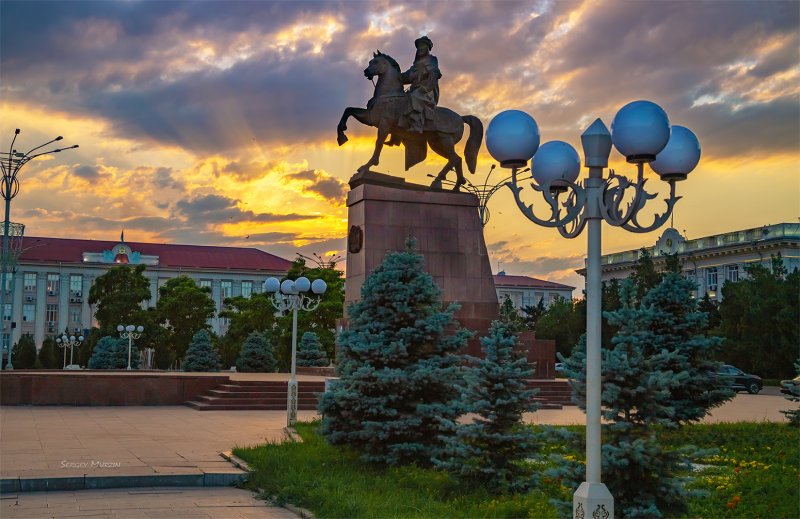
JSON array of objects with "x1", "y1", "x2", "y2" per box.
[{"x1": 1, "y1": 0, "x2": 798, "y2": 290}]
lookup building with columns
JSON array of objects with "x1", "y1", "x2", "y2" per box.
[
  {"x1": 577, "y1": 222, "x2": 800, "y2": 300},
  {"x1": 2, "y1": 234, "x2": 291, "y2": 352}
]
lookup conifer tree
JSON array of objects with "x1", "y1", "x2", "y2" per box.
[
  {"x1": 436, "y1": 320, "x2": 539, "y2": 492},
  {"x1": 551, "y1": 275, "x2": 733, "y2": 517},
  {"x1": 11, "y1": 334, "x2": 36, "y2": 369},
  {"x1": 782, "y1": 359, "x2": 800, "y2": 426},
  {"x1": 38, "y1": 337, "x2": 59, "y2": 368},
  {"x1": 319, "y1": 238, "x2": 471, "y2": 466},
  {"x1": 182, "y1": 330, "x2": 221, "y2": 372},
  {"x1": 296, "y1": 331, "x2": 328, "y2": 367},
  {"x1": 236, "y1": 331, "x2": 276, "y2": 372},
  {"x1": 88, "y1": 336, "x2": 139, "y2": 369}
]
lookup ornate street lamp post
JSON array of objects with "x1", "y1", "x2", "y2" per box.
[
  {"x1": 117, "y1": 324, "x2": 144, "y2": 370},
  {"x1": 263, "y1": 276, "x2": 327, "y2": 426},
  {"x1": 1, "y1": 129, "x2": 78, "y2": 369},
  {"x1": 486, "y1": 101, "x2": 701, "y2": 519},
  {"x1": 56, "y1": 333, "x2": 84, "y2": 370}
]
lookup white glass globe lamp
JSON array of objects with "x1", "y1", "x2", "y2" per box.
[
  {"x1": 649, "y1": 126, "x2": 701, "y2": 181},
  {"x1": 126, "y1": 325, "x2": 135, "y2": 332},
  {"x1": 486, "y1": 110, "x2": 540, "y2": 168},
  {"x1": 264, "y1": 277, "x2": 280, "y2": 293},
  {"x1": 311, "y1": 279, "x2": 327, "y2": 295},
  {"x1": 611, "y1": 100, "x2": 670, "y2": 163},
  {"x1": 280, "y1": 279, "x2": 296, "y2": 294},
  {"x1": 531, "y1": 141, "x2": 581, "y2": 193},
  {"x1": 117, "y1": 325, "x2": 124, "y2": 332},
  {"x1": 294, "y1": 277, "x2": 311, "y2": 293},
  {"x1": 136, "y1": 326, "x2": 144, "y2": 333}
]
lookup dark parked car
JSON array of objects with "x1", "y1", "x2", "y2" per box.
[
  {"x1": 717, "y1": 364, "x2": 763, "y2": 394},
  {"x1": 780, "y1": 376, "x2": 800, "y2": 396}
]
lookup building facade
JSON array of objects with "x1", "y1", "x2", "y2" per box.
[
  {"x1": 1, "y1": 234, "x2": 292, "y2": 352},
  {"x1": 493, "y1": 272, "x2": 575, "y2": 310},
  {"x1": 578, "y1": 223, "x2": 800, "y2": 300}
]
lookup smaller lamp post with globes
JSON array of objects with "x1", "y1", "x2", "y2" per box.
[
  {"x1": 117, "y1": 324, "x2": 144, "y2": 370},
  {"x1": 486, "y1": 101, "x2": 701, "y2": 519},
  {"x1": 263, "y1": 276, "x2": 327, "y2": 426},
  {"x1": 56, "y1": 333, "x2": 84, "y2": 370}
]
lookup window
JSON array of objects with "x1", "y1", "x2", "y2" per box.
[
  {"x1": 241, "y1": 281, "x2": 253, "y2": 298},
  {"x1": 3, "y1": 273, "x2": 12, "y2": 292},
  {"x1": 70, "y1": 274, "x2": 82, "y2": 295},
  {"x1": 45, "y1": 304, "x2": 58, "y2": 323},
  {"x1": 684, "y1": 269, "x2": 695, "y2": 281},
  {"x1": 727, "y1": 265, "x2": 739, "y2": 283},
  {"x1": 534, "y1": 291, "x2": 544, "y2": 304},
  {"x1": 706, "y1": 267, "x2": 718, "y2": 289},
  {"x1": 3, "y1": 304, "x2": 10, "y2": 321},
  {"x1": 220, "y1": 316, "x2": 230, "y2": 326},
  {"x1": 47, "y1": 274, "x2": 59, "y2": 294},
  {"x1": 2, "y1": 334, "x2": 9, "y2": 352},
  {"x1": 70, "y1": 308, "x2": 81, "y2": 323},
  {"x1": 24, "y1": 273, "x2": 36, "y2": 292},
  {"x1": 221, "y1": 280, "x2": 232, "y2": 299},
  {"x1": 23, "y1": 304, "x2": 34, "y2": 322},
  {"x1": 198, "y1": 280, "x2": 211, "y2": 289}
]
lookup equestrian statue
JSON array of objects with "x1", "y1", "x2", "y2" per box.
[{"x1": 336, "y1": 36, "x2": 483, "y2": 191}]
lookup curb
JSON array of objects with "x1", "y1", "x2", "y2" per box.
[
  {"x1": 0, "y1": 451, "x2": 249, "y2": 495},
  {"x1": 0, "y1": 471, "x2": 246, "y2": 494}
]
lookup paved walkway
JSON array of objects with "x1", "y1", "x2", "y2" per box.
[
  {"x1": 0, "y1": 487, "x2": 298, "y2": 518},
  {"x1": 0, "y1": 407, "x2": 318, "y2": 480}
]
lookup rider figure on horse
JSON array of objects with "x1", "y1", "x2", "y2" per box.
[{"x1": 388, "y1": 36, "x2": 441, "y2": 146}]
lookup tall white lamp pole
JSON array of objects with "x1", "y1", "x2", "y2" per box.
[
  {"x1": 56, "y1": 333, "x2": 84, "y2": 369},
  {"x1": 263, "y1": 276, "x2": 327, "y2": 426},
  {"x1": 486, "y1": 101, "x2": 701, "y2": 519},
  {"x1": 117, "y1": 324, "x2": 144, "y2": 370}
]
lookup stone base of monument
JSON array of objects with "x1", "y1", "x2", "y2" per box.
[{"x1": 345, "y1": 171, "x2": 499, "y2": 357}]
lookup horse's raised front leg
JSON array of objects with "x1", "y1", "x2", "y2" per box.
[
  {"x1": 338, "y1": 107, "x2": 371, "y2": 146},
  {"x1": 357, "y1": 120, "x2": 390, "y2": 174}
]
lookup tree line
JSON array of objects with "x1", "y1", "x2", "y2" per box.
[
  {"x1": 511, "y1": 250, "x2": 798, "y2": 379},
  {"x1": 9, "y1": 257, "x2": 344, "y2": 370}
]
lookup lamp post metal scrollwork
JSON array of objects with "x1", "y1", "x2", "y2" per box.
[
  {"x1": 487, "y1": 101, "x2": 701, "y2": 518},
  {"x1": 56, "y1": 333, "x2": 84, "y2": 370},
  {"x1": 263, "y1": 276, "x2": 327, "y2": 426},
  {"x1": 117, "y1": 324, "x2": 144, "y2": 370}
]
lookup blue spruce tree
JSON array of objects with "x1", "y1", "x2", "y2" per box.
[
  {"x1": 781, "y1": 359, "x2": 800, "y2": 426},
  {"x1": 296, "y1": 331, "x2": 328, "y2": 367},
  {"x1": 182, "y1": 329, "x2": 221, "y2": 372},
  {"x1": 551, "y1": 274, "x2": 733, "y2": 518},
  {"x1": 435, "y1": 320, "x2": 540, "y2": 492},
  {"x1": 236, "y1": 331, "x2": 276, "y2": 372},
  {"x1": 318, "y1": 238, "x2": 471, "y2": 466},
  {"x1": 88, "y1": 336, "x2": 140, "y2": 369}
]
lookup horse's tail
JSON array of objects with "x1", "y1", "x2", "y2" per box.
[{"x1": 462, "y1": 115, "x2": 483, "y2": 174}]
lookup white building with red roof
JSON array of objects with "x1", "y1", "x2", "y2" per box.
[
  {"x1": 2, "y1": 233, "x2": 292, "y2": 351},
  {"x1": 493, "y1": 271, "x2": 575, "y2": 310}
]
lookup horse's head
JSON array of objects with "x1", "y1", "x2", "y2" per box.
[{"x1": 364, "y1": 50, "x2": 401, "y2": 80}]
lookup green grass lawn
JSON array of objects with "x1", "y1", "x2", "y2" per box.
[{"x1": 234, "y1": 421, "x2": 798, "y2": 519}]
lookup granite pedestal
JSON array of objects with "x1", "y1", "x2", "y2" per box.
[{"x1": 345, "y1": 172, "x2": 498, "y2": 356}]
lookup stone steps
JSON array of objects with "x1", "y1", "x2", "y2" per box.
[{"x1": 186, "y1": 380, "x2": 324, "y2": 411}]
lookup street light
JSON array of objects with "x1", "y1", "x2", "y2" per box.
[
  {"x1": 486, "y1": 100, "x2": 701, "y2": 519},
  {"x1": 1, "y1": 129, "x2": 78, "y2": 369},
  {"x1": 117, "y1": 324, "x2": 144, "y2": 370},
  {"x1": 263, "y1": 276, "x2": 327, "y2": 426},
  {"x1": 56, "y1": 333, "x2": 84, "y2": 370}
]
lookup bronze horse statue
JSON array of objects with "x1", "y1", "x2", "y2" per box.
[{"x1": 337, "y1": 51, "x2": 483, "y2": 190}]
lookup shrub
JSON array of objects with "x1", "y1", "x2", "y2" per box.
[
  {"x1": 38, "y1": 337, "x2": 60, "y2": 368},
  {"x1": 236, "y1": 331, "x2": 276, "y2": 372},
  {"x1": 319, "y1": 238, "x2": 470, "y2": 466},
  {"x1": 296, "y1": 332, "x2": 328, "y2": 367},
  {"x1": 183, "y1": 329, "x2": 221, "y2": 372},
  {"x1": 11, "y1": 334, "x2": 37, "y2": 369},
  {"x1": 436, "y1": 320, "x2": 540, "y2": 493},
  {"x1": 88, "y1": 336, "x2": 139, "y2": 369}
]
